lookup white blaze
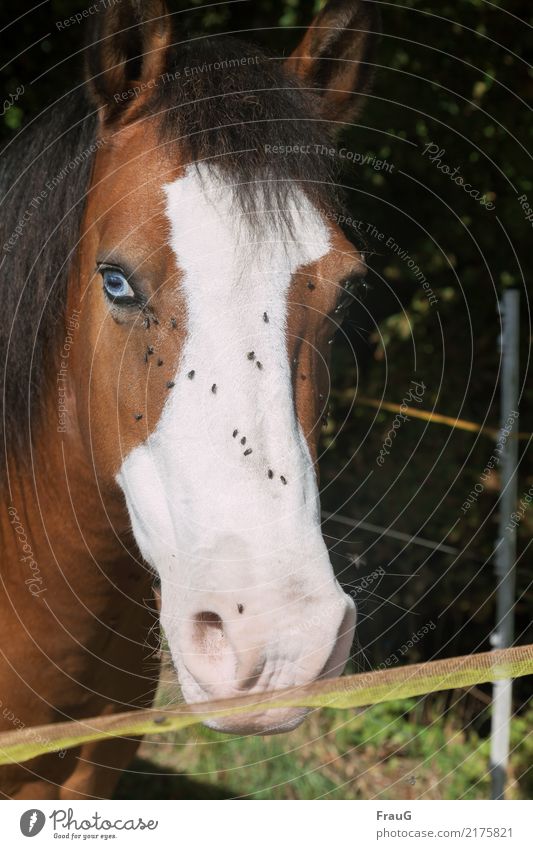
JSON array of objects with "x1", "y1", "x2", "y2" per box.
[{"x1": 116, "y1": 165, "x2": 353, "y2": 705}]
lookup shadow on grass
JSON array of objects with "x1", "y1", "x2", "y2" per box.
[{"x1": 114, "y1": 757, "x2": 233, "y2": 800}]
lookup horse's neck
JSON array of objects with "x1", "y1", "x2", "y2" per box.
[{"x1": 0, "y1": 408, "x2": 157, "y2": 733}]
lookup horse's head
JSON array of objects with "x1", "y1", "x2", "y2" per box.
[{"x1": 72, "y1": 0, "x2": 379, "y2": 733}]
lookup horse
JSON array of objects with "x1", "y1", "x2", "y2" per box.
[{"x1": 0, "y1": 0, "x2": 379, "y2": 799}]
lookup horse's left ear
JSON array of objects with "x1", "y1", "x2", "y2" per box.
[
  {"x1": 285, "y1": 0, "x2": 380, "y2": 128},
  {"x1": 85, "y1": 0, "x2": 173, "y2": 127}
]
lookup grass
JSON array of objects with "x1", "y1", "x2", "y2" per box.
[{"x1": 115, "y1": 667, "x2": 533, "y2": 800}]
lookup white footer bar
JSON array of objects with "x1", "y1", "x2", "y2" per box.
[{"x1": 4, "y1": 799, "x2": 531, "y2": 848}]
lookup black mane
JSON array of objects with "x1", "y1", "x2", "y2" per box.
[
  {"x1": 0, "y1": 36, "x2": 342, "y2": 469},
  {"x1": 0, "y1": 90, "x2": 97, "y2": 469},
  {"x1": 157, "y1": 38, "x2": 339, "y2": 216}
]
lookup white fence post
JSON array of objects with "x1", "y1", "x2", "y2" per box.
[{"x1": 490, "y1": 288, "x2": 520, "y2": 800}]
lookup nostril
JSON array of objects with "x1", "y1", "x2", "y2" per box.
[
  {"x1": 193, "y1": 611, "x2": 224, "y2": 654},
  {"x1": 196, "y1": 610, "x2": 223, "y2": 629}
]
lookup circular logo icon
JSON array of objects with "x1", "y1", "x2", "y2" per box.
[{"x1": 20, "y1": 810, "x2": 46, "y2": 837}]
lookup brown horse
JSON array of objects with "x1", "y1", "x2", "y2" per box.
[{"x1": 0, "y1": 0, "x2": 379, "y2": 799}]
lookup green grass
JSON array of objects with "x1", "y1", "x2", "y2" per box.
[{"x1": 116, "y1": 696, "x2": 533, "y2": 800}]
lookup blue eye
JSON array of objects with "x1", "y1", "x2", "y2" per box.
[{"x1": 101, "y1": 267, "x2": 135, "y2": 302}]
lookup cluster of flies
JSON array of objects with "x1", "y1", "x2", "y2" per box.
[
  {"x1": 129, "y1": 274, "x2": 360, "y2": 471},
  {"x1": 132, "y1": 313, "x2": 176, "y2": 421}
]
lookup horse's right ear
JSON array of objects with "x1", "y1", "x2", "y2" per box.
[{"x1": 85, "y1": 0, "x2": 173, "y2": 127}]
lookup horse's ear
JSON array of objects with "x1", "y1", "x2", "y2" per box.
[
  {"x1": 285, "y1": 0, "x2": 380, "y2": 128},
  {"x1": 85, "y1": 0, "x2": 173, "y2": 126}
]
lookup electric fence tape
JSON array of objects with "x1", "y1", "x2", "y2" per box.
[{"x1": 1, "y1": 645, "x2": 531, "y2": 766}]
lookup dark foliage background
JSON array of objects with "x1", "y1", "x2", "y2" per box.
[{"x1": 0, "y1": 1, "x2": 531, "y2": 687}]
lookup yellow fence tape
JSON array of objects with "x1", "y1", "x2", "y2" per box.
[
  {"x1": 1, "y1": 645, "x2": 532, "y2": 766},
  {"x1": 356, "y1": 396, "x2": 532, "y2": 441}
]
